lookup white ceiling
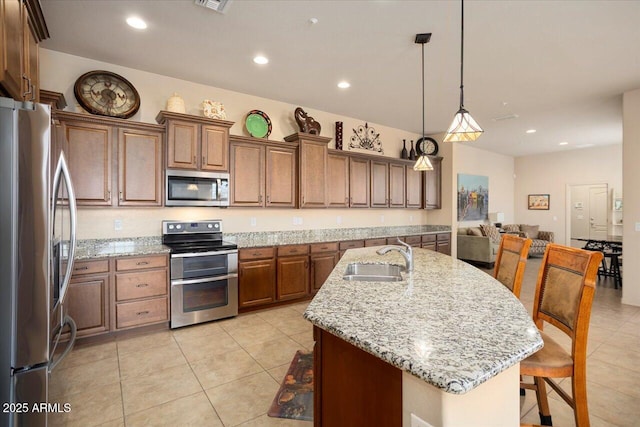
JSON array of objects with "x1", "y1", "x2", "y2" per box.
[{"x1": 40, "y1": 0, "x2": 640, "y2": 157}]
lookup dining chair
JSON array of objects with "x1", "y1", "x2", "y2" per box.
[
  {"x1": 493, "y1": 234, "x2": 532, "y2": 299},
  {"x1": 520, "y1": 244, "x2": 603, "y2": 427}
]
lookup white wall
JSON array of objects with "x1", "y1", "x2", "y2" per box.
[
  {"x1": 622, "y1": 89, "x2": 640, "y2": 306},
  {"x1": 40, "y1": 49, "x2": 440, "y2": 238},
  {"x1": 513, "y1": 145, "x2": 622, "y2": 245}
]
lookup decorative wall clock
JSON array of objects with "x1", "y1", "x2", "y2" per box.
[
  {"x1": 73, "y1": 70, "x2": 140, "y2": 119},
  {"x1": 416, "y1": 137, "x2": 439, "y2": 156}
]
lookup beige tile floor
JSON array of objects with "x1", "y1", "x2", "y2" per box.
[{"x1": 49, "y1": 257, "x2": 639, "y2": 427}]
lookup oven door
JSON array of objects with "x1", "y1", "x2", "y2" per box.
[
  {"x1": 170, "y1": 250, "x2": 237, "y2": 280},
  {"x1": 170, "y1": 274, "x2": 238, "y2": 328}
]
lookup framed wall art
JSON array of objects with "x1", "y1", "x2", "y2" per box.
[
  {"x1": 457, "y1": 174, "x2": 489, "y2": 221},
  {"x1": 528, "y1": 194, "x2": 550, "y2": 210}
]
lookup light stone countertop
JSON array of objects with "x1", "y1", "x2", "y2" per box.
[
  {"x1": 303, "y1": 246, "x2": 543, "y2": 394},
  {"x1": 75, "y1": 237, "x2": 170, "y2": 260}
]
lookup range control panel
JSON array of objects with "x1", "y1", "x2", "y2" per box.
[{"x1": 162, "y1": 220, "x2": 222, "y2": 234}]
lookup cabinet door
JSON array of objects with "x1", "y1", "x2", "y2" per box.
[
  {"x1": 201, "y1": 124, "x2": 228, "y2": 171},
  {"x1": 370, "y1": 161, "x2": 389, "y2": 207},
  {"x1": 277, "y1": 256, "x2": 309, "y2": 300},
  {"x1": 67, "y1": 274, "x2": 110, "y2": 337},
  {"x1": 349, "y1": 157, "x2": 370, "y2": 207},
  {"x1": 167, "y1": 120, "x2": 198, "y2": 169},
  {"x1": 310, "y1": 252, "x2": 339, "y2": 292},
  {"x1": 230, "y1": 142, "x2": 264, "y2": 207},
  {"x1": 327, "y1": 153, "x2": 349, "y2": 207},
  {"x1": 22, "y1": 9, "x2": 38, "y2": 101},
  {"x1": 424, "y1": 157, "x2": 442, "y2": 210},
  {"x1": 64, "y1": 121, "x2": 113, "y2": 205},
  {"x1": 300, "y1": 140, "x2": 327, "y2": 208},
  {"x1": 117, "y1": 128, "x2": 163, "y2": 206},
  {"x1": 389, "y1": 163, "x2": 406, "y2": 208},
  {"x1": 238, "y1": 259, "x2": 276, "y2": 308},
  {"x1": 0, "y1": 0, "x2": 23, "y2": 100},
  {"x1": 266, "y1": 146, "x2": 296, "y2": 208},
  {"x1": 405, "y1": 167, "x2": 423, "y2": 208},
  {"x1": 436, "y1": 233, "x2": 451, "y2": 255}
]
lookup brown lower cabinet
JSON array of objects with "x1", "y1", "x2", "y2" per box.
[
  {"x1": 238, "y1": 248, "x2": 277, "y2": 308},
  {"x1": 310, "y1": 242, "x2": 339, "y2": 293},
  {"x1": 421, "y1": 233, "x2": 451, "y2": 254},
  {"x1": 277, "y1": 245, "x2": 310, "y2": 300},
  {"x1": 66, "y1": 254, "x2": 169, "y2": 340},
  {"x1": 313, "y1": 326, "x2": 402, "y2": 427}
]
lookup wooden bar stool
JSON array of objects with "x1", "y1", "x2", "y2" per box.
[
  {"x1": 493, "y1": 234, "x2": 532, "y2": 298},
  {"x1": 520, "y1": 244, "x2": 603, "y2": 426}
]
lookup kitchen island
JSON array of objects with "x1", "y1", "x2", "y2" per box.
[{"x1": 303, "y1": 247, "x2": 543, "y2": 427}]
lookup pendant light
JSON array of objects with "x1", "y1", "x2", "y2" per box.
[
  {"x1": 443, "y1": 0, "x2": 483, "y2": 142},
  {"x1": 413, "y1": 33, "x2": 434, "y2": 172}
]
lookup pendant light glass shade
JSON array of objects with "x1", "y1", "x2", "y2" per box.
[
  {"x1": 444, "y1": 0, "x2": 483, "y2": 143},
  {"x1": 413, "y1": 154, "x2": 433, "y2": 171},
  {"x1": 443, "y1": 108, "x2": 483, "y2": 142}
]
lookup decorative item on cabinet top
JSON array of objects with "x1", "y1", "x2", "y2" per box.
[
  {"x1": 416, "y1": 136, "x2": 439, "y2": 156},
  {"x1": 73, "y1": 70, "x2": 141, "y2": 119},
  {"x1": 203, "y1": 100, "x2": 227, "y2": 119},
  {"x1": 335, "y1": 121, "x2": 343, "y2": 150},
  {"x1": 350, "y1": 122, "x2": 383, "y2": 154},
  {"x1": 245, "y1": 110, "x2": 272, "y2": 138},
  {"x1": 294, "y1": 107, "x2": 321, "y2": 135},
  {"x1": 166, "y1": 93, "x2": 186, "y2": 114}
]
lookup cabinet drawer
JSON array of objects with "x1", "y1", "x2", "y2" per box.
[
  {"x1": 116, "y1": 297, "x2": 168, "y2": 329},
  {"x1": 437, "y1": 233, "x2": 451, "y2": 242},
  {"x1": 404, "y1": 235, "x2": 422, "y2": 245},
  {"x1": 277, "y1": 244, "x2": 309, "y2": 257},
  {"x1": 72, "y1": 259, "x2": 109, "y2": 276},
  {"x1": 116, "y1": 270, "x2": 167, "y2": 302},
  {"x1": 422, "y1": 234, "x2": 437, "y2": 243},
  {"x1": 116, "y1": 255, "x2": 167, "y2": 271},
  {"x1": 365, "y1": 238, "x2": 387, "y2": 247},
  {"x1": 310, "y1": 242, "x2": 339, "y2": 253},
  {"x1": 239, "y1": 247, "x2": 276, "y2": 260},
  {"x1": 339, "y1": 240, "x2": 364, "y2": 250}
]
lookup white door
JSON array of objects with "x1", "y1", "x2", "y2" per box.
[{"x1": 569, "y1": 184, "x2": 608, "y2": 247}]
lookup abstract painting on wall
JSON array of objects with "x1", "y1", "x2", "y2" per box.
[{"x1": 457, "y1": 174, "x2": 489, "y2": 221}]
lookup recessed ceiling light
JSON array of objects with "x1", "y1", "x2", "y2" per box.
[
  {"x1": 337, "y1": 81, "x2": 351, "y2": 89},
  {"x1": 126, "y1": 16, "x2": 147, "y2": 29},
  {"x1": 526, "y1": 129, "x2": 536, "y2": 134},
  {"x1": 309, "y1": 17, "x2": 319, "y2": 24},
  {"x1": 559, "y1": 141, "x2": 569, "y2": 146},
  {"x1": 253, "y1": 56, "x2": 269, "y2": 65}
]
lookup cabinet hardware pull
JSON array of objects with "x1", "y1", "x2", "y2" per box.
[
  {"x1": 107, "y1": 190, "x2": 111, "y2": 200},
  {"x1": 320, "y1": 246, "x2": 328, "y2": 250},
  {"x1": 252, "y1": 252, "x2": 260, "y2": 256},
  {"x1": 193, "y1": 155, "x2": 196, "y2": 164},
  {"x1": 75, "y1": 266, "x2": 88, "y2": 271},
  {"x1": 136, "y1": 283, "x2": 149, "y2": 288},
  {"x1": 136, "y1": 261, "x2": 149, "y2": 265},
  {"x1": 119, "y1": 191, "x2": 123, "y2": 201},
  {"x1": 202, "y1": 155, "x2": 205, "y2": 165},
  {"x1": 22, "y1": 74, "x2": 33, "y2": 99},
  {"x1": 305, "y1": 261, "x2": 308, "y2": 268},
  {"x1": 259, "y1": 194, "x2": 263, "y2": 203},
  {"x1": 136, "y1": 311, "x2": 150, "y2": 316},
  {"x1": 267, "y1": 195, "x2": 270, "y2": 203}
]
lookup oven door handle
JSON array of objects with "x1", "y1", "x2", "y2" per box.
[
  {"x1": 171, "y1": 249, "x2": 238, "y2": 258},
  {"x1": 171, "y1": 274, "x2": 238, "y2": 286}
]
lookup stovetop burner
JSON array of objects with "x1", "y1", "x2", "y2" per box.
[{"x1": 162, "y1": 220, "x2": 237, "y2": 254}]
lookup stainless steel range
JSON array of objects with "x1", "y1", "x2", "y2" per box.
[{"x1": 162, "y1": 220, "x2": 238, "y2": 328}]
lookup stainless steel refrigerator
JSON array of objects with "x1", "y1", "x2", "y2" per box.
[{"x1": 0, "y1": 98, "x2": 78, "y2": 426}]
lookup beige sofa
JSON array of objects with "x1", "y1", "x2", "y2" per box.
[
  {"x1": 502, "y1": 224, "x2": 554, "y2": 256},
  {"x1": 457, "y1": 227, "x2": 499, "y2": 267}
]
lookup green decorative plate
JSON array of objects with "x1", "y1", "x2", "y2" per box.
[{"x1": 245, "y1": 110, "x2": 272, "y2": 138}]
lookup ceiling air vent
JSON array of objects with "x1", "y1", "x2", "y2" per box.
[{"x1": 194, "y1": 0, "x2": 232, "y2": 14}]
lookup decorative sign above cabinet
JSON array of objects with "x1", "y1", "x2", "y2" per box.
[{"x1": 350, "y1": 122, "x2": 383, "y2": 154}]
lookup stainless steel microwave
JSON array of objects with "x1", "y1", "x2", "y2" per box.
[{"x1": 165, "y1": 169, "x2": 230, "y2": 207}]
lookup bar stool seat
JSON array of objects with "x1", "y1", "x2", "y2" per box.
[{"x1": 521, "y1": 331, "x2": 573, "y2": 377}]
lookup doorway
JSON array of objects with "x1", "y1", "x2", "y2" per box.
[{"x1": 567, "y1": 184, "x2": 608, "y2": 248}]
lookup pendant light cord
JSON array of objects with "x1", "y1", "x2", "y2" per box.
[
  {"x1": 422, "y1": 41, "x2": 425, "y2": 139},
  {"x1": 459, "y1": 0, "x2": 465, "y2": 109}
]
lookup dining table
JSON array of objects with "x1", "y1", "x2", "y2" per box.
[{"x1": 574, "y1": 236, "x2": 622, "y2": 288}]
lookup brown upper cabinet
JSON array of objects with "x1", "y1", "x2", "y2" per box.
[
  {"x1": 230, "y1": 136, "x2": 297, "y2": 208},
  {"x1": 424, "y1": 156, "x2": 442, "y2": 210},
  {"x1": 156, "y1": 111, "x2": 233, "y2": 172},
  {"x1": 0, "y1": 0, "x2": 48, "y2": 102},
  {"x1": 327, "y1": 152, "x2": 350, "y2": 208},
  {"x1": 349, "y1": 157, "x2": 370, "y2": 208},
  {"x1": 285, "y1": 133, "x2": 331, "y2": 208},
  {"x1": 389, "y1": 163, "x2": 406, "y2": 208},
  {"x1": 53, "y1": 111, "x2": 165, "y2": 207},
  {"x1": 370, "y1": 160, "x2": 389, "y2": 208},
  {"x1": 405, "y1": 166, "x2": 423, "y2": 208}
]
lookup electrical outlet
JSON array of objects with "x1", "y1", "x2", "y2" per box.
[
  {"x1": 336, "y1": 216, "x2": 342, "y2": 225},
  {"x1": 250, "y1": 217, "x2": 257, "y2": 227},
  {"x1": 635, "y1": 222, "x2": 640, "y2": 232},
  {"x1": 380, "y1": 215, "x2": 385, "y2": 223},
  {"x1": 114, "y1": 219, "x2": 123, "y2": 231},
  {"x1": 409, "y1": 215, "x2": 414, "y2": 222},
  {"x1": 292, "y1": 216, "x2": 303, "y2": 225}
]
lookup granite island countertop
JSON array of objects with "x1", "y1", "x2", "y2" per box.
[{"x1": 303, "y1": 246, "x2": 543, "y2": 394}]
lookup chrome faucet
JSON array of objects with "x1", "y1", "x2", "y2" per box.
[{"x1": 376, "y1": 238, "x2": 413, "y2": 272}]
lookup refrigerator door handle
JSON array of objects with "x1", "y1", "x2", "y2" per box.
[
  {"x1": 52, "y1": 153, "x2": 78, "y2": 305},
  {"x1": 48, "y1": 315, "x2": 77, "y2": 373}
]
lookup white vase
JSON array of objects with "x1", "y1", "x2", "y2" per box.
[{"x1": 166, "y1": 93, "x2": 186, "y2": 114}]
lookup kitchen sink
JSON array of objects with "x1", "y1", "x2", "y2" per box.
[{"x1": 342, "y1": 263, "x2": 403, "y2": 282}]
